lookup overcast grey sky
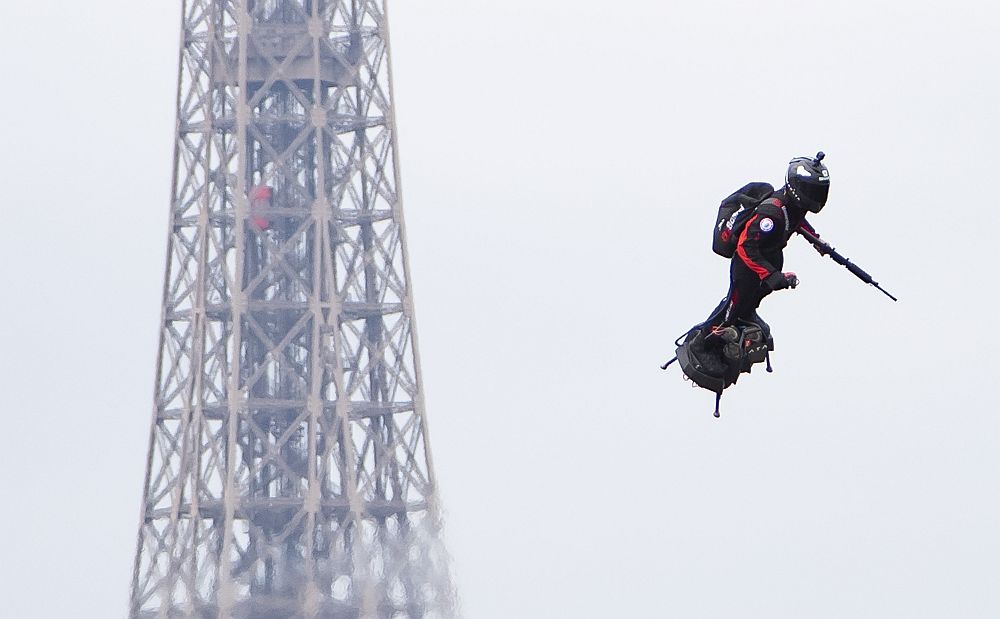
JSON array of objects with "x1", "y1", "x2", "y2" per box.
[{"x1": 1, "y1": 1, "x2": 998, "y2": 617}]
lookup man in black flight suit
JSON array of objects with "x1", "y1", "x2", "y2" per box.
[{"x1": 708, "y1": 152, "x2": 832, "y2": 344}]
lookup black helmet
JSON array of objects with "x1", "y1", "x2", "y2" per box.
[{"x1": 785, "y1": 151, "x2": 830, "y2": 213}]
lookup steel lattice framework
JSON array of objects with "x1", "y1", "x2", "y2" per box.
[{"x1": 130, "y1": 2, "x2": 454, "y2": 617}]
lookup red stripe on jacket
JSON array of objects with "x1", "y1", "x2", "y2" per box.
[{"x1": 736, "y1": 215, "x2": 772, "y2": 280}]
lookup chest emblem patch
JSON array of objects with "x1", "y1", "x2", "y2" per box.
[{"x1": 759, "y1": 217, "x2": 775, "y2": 233}]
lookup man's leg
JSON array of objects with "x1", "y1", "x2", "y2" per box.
[{"x1": 720, "y1": 259, "x2": 768, "y2": 328}]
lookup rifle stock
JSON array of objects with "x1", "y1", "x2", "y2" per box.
[{"x1": 797, "y1": 228, "x2": 898, "y2": 302}]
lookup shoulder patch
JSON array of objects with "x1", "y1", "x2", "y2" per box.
[{"x1": 759, "y1": 217, "x2": 775, "y2": 233}]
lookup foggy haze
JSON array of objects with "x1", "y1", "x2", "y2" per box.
[{"x1": 1, "y1": 1, "x2": 997, "y2": 617}]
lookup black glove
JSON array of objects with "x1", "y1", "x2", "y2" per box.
[{"x1": 764, "y1": 271, "x2": 799, "y2": 291}]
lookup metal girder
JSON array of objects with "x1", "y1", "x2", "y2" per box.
[{"x1": 130, "y1": 2, "x2": 454, "y2": 617}]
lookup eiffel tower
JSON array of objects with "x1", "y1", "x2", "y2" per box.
[{"x1": 129, "y1": 2, "x2": 454, "y2": 617}]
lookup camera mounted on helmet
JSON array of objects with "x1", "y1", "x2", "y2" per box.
[{"x1": 785, "y1": 151, "x2": 830, "y2": 213}]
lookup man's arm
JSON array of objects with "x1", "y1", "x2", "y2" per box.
[
  {"x1": 736, "y1": 206, "x2": 782, "y2": 282},
  {"x1": 797, "y1": 218, "x2": 831, "y2": 255}
]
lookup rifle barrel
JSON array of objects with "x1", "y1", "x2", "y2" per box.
[{"x1": 875, "y1": 284, "x2": 899, "y2": 302}]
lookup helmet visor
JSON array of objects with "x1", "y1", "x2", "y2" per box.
[{"x1": 800, "y1": 181, "x2": 830, "y2": 209}]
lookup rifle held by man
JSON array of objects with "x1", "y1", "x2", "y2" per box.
[{"x1": 797, "y1": 228, "x2": 898, "y2": 302}]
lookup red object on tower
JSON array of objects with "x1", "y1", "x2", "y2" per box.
[{"x1": 249, "y1": 184, "x2": 272, "y2": 230}]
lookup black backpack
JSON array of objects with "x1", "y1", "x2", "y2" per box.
[{"x1": 712, "y1": 182, "x2": 774, "y2": 258}]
